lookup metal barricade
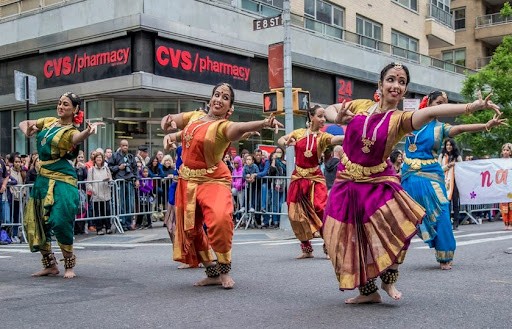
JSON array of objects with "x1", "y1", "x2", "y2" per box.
[
  {"x1": 459, "y1": 203, "x2": 501, "y2": 225},
  {"x1": 112, "y1": 177, "x2": 170, "y2": 232},
  {"x1": 233, "y1": 175, "x2": 289, "y2": 230},
  {"x1": 79, "y1": 179, "x2": 122, "y2": 234}
]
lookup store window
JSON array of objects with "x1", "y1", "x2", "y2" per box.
[
  {"x1": 304, "y1": 0, "x2": 344, "y2": 40},
  {"x1": 13, "y1": 107, "x2": 56, "y2": 155}
]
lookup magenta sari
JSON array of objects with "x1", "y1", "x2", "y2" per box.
[{"x1": 323, "y1": 100, "x2": 425, "y2": 290}]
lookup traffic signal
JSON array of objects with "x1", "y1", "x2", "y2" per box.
[
  {"x1": 263, "y1": 90, "x2": 283, "y2": 113},
  {"x1": 293, "y1": 90, "x2": 310, "y2": 112}
]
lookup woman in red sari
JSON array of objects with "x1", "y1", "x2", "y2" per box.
[
  {"x1": 323, "y1": 62, "x2": 501, "y2": 304},
  {"x1": 277, "y1": 105, "x2": 344, "y2": 259},
  {"x1": 161, "y1": 83, "x2": 282, "y2": 289}
]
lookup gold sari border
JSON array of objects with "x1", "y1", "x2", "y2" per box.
[{"x1": 340, "y1": 152, "x2": 387, "y2": 179}]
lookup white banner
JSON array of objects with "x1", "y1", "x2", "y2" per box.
[{"x1": 455, "y1": 158, "x2": 512, "y2": 205}]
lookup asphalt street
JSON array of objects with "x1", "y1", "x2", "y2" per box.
[{"x1": 1, "y1": 220, "x2": 512, "y2": 329}]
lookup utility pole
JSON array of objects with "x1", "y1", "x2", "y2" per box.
[{"x1": 281, "y1": 0, "x2": 294, "y2": 231}]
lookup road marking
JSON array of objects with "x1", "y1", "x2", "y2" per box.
[{"x1": 415, "y1": 234, "x2": 512, "y2": 249}]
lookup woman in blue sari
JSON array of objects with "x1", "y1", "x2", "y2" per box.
[{"x1": 401, "y1": 91, "x2": 505, "y2": 270}]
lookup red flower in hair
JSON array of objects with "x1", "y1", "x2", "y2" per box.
[
  {"x1": 418, "y1": 96, "x2": 429, "y2": 110},
  {"x1": 73, "y1": 110, "x2": 84, "y2": 126},
  {"x1": 373, "y1": 90, "x2": 380, "y2": 102}
]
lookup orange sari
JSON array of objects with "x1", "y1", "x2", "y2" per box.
[{"x1": 173, "y1": 111, "x2": 234, "y2": 267}]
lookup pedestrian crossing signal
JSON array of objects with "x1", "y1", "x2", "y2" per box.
[
  {"x1": 263, "y1": 91, "x2": 283, "y2": 113},
  {"x1": 293, "y1": 90, "x2": 310, "y2": 112}
]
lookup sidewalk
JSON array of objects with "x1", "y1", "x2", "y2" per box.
[{"x1": 73, "y1": 221, "x2": 296, "y2": 245}]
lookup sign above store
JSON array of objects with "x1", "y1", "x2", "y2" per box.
[{"x1": 154, "y1": 38, "x2": 251, "y2": 91}]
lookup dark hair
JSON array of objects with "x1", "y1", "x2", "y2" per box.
[
  {"x1": 389, "y1": 149, "x2": 403, "y2": 164},
  {"x1": 379, "y1": 63, "x2": 410, "y2": 86},
  {"x1": 426, "y1": 91, "x2": 448, "y2": 106},
  {"x1": 306, "y1": 104, "x2": 323, "y2": 126},
  {"x1": 212, "y1": 83, "x2": 235, "y2": 106},
  {"x1": 61, "y1": 92, "x2": 82, "y2": 108},
  {"x1": 442, "y1": 138, "x2": 460, "y2": 160}
]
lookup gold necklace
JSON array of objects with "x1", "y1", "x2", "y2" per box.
[
  {"x1": 183, "y1": 115, "x2": 210, "y2": 148},
  {"x1": 361, "y1": 104, "x2": 393, "y2": 154},
  {"x1": 41, "y1": 122, "x2": 61, "y2": 146},
  {"x1": 303, "y1": 129, "x2": 318, "y2": 158},
  {"x1": 407, "y1": 124, "x2": 429, "y2": 153}
]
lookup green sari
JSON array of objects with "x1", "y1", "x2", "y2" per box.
[{"x1": 24, "y1": 117, "x2": 80, "y2": 253}]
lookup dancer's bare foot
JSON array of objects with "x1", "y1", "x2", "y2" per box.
[
  {"x1": 325, "y1": 254, "x2": 331, "y2": 260},
  {"x1": 381, "y1": 283, "x2": 402, "y2": 300},
  {"x1": 31, "y1": 265, "x2": 59, "y2": 277},
  {"x1": 63, "y1": 268, "x2": 76, "y2": 279},
  {"x1": 440, "y1": 262, "x2": 452, "y2": 270},
  {"x1": 296, "y1": 252, "x2": 314, "y2": 259},
  {"x1": 194, "y1": 276, "x2": 222, "y2": 286},
  {"x1": 345, "y1": 292, "x2": 382, "y2": 304},
  {"x1": 313, "y1": 231, "x2": 321, "y2": 238},
  {"x1": 220, "y1": 273, "x2": 235, "y2": 289}
]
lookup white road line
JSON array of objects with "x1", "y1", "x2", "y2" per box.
[
  {"x1": 415, "y1": 234, "x2": 512, "y2": 249},
  {"x1": 0, "y1": 255, "x2": 12, "y2": 258}
]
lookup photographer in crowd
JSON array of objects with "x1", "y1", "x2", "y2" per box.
[{"x1": 108, "y1": 139, "x2": 139, "y2": 231}]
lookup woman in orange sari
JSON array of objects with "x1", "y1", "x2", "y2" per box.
[
  {"x1": 161, "y1": 83, "x2": 282, "y2": 289},
  {"x1": 277, "y1": 105, "x2": 344, "y2": 259},
  {"x1": 499, "y1": 143, "x2": 512, "y2": 230}
]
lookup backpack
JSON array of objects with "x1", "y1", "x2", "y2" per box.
[{"x1": 0, "y1": 229, "x2": 11, "y2": 245}]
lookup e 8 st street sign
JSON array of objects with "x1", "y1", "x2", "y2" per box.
[{"x1": 253, "y1": 15, "x2": 283, "y2": 31}]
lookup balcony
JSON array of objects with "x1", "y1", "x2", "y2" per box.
[
  {"x1": 475, "y1": 13, "x2": 512, "y2": 46},
  {"x1": 425, "y1": 4, "x2": 455, "y2": 48},
  {"x1": 476, "y1": 56, "x2": 492, "y2": 70}
]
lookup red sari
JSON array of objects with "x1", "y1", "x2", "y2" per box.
[{"x1": 287, "y1": 128, "x2": 333, "y2": 241}]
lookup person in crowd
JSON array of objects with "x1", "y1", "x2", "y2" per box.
[
  {"x1": 161, "y1": 82, "x2": 282, "y2": 289},
  {"x1": 19, "y1": 91, "x2": 103, "y2": 278},
  {"x1": 104, "y1": 147, "x2": 113, "y2": 162},
  {"x1": 86, "y1": 152, "x2": 113, "y2": 235},
  {"x1": 322, "y1": 62, "x2": 501, "y2": 304},
  {"x1": 243, "y1": 154, "x2": 259, "y2": 214},
  {"x1": 231, "y1": 155, "x2": 245, "y2": 216},
  {"x1": 108, "y1": 139, "x2": 139, "y2": 231},
  {"x1": 265, "y1": 146, "x2": 287, "y2": 228},
  {"x1": 25, "y1": 154, "x2": 39, "y2": 184},
  {"x1": 155, "y1": 150, "x2": 164, "y2": 163},
  {"x1": 84, "y1": 150, "x2": 96, "y2": 170},
  {"x1": 278, "y1": 104, "x2": 344, "y2": 258},
  {"x1": 499, "y1": 143, "x2": 512, "y2": 230},
  {"x1": 390, "y1": 149, "x2": 404, "y2": 175},
  {"x1": 160, "y1": 155, "x2": 174, "y2": 178},
  {"x1": 74, "y1": 150, "x2": 89, "y2": 234},
  {"x1": 223, "y1": 153, "x2": 234, "y2": 173},
  {"x1": 253, "y1": 149, "x2": 270, "y2": 225},
  {"x1": 439, "y1": 138, "x2": 464, "y2": 230},
  {"x1": 135, "y1": 145, "x2": 150, "y2": 167},
  {"x1": 402, "y1": 90, "x2": 504, "y2": 270},
  {"x1": 8, "y1": 154, "x2": 25, "y2": 242},
  {"x1": 324, "y1": 145, "x2": 342, "y2": 190},
  {"x1": 135, "y1": 166, "x2": 154, "y2": 229}
]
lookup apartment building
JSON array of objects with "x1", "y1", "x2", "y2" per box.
[
  {"x1": 0, "y1": 0, "x2": 467, "y2": 156},
  {"x1": 430, "y1": 0, "x2": 512, "y2": 70}
]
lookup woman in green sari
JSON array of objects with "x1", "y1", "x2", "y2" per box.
[{"x1": 19, "y1": 92, "x2": 103, "y2": 278}]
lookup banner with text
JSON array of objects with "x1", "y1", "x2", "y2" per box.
[
  {"x1": 455, "y1": 158, "x2": 512, "y2": 205},
  {"x1": 155, "y1": 38, "x2": 251, "y2": 91}
]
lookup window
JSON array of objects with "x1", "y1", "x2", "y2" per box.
[
  {"x1": 356, "y1": 15, "x2": 382, "y2": 49},
  {"x1": 241, "y1": 0, "x2": 283, "y2": 16},
  {"x1": 442, "y1": 49, "x2": 466, "y2": 67},
  {"x1": 391, "y1": 30, "x2": 419, "y2": 62},
  {"x1": 304, "y1": 0, "x2": 344, "y2": 39},
  {"x1": 452, "y1": 8, "x2": 466, "y2": 30},
  {"x1": 431, "y1": 0, "x2": 449, "y2": 12},
  {"x1": 392, "y1": 0, "x2": 417, "y2": 11}
]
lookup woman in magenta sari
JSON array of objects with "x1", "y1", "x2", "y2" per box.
[{"x1": 323, "y1": 62, "x2": 501, "y2": 304}]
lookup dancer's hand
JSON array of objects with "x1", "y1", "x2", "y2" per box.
[
  {"x1": 26, "y1": 123, "x2": 40, "y2": 137},
  {"x1": 285, "y1": 137, "x2": 296, "y2": 147},
  {"x1": 468, "y1": 91, "x2": 501, "y2": 116},
  {"x1": 86, "y1": 120, "x2": 105, "y2": 135},
  {"x1": 485, "y1": 113, "x2": 508, "y2": 130},
  {"x1": 334, "y1": 100, "x2": 355, "y2": 124},
  {"x1": 263, "y1": 113, "x2": 283, "y2": 134},
  {"x1": 162, "y1": 114, "x2": 177, "y2": 132}
]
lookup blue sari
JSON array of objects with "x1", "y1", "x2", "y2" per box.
[{"x1": 401, "y1": 120, "x2": 455, "y2": 263}]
